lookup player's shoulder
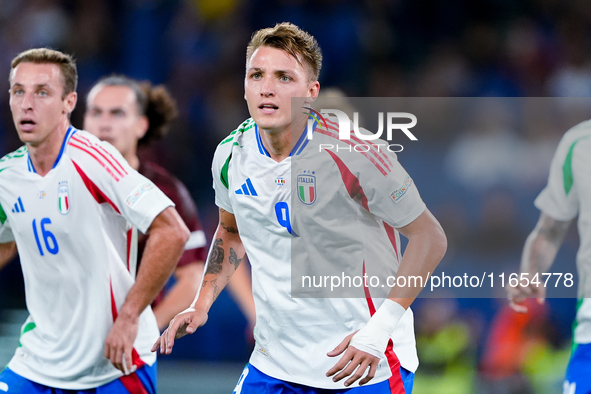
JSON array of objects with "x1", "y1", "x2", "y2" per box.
[
  {"x1": 214, "y1": 118, "x2": 256, "y2": 160},
  {"x1": 140, "y1": 160, "x2": 172, "y2": 180},
  {"x1": 217, "y1": 118, "x2": 256, "y2": 147},
  {"x1": 140, "y1": 160, "x2": 184, "y2": 193},
  {"x1": 560, "y1": 119, "x2": 591, "y2": 148},
  {"x1": 68, "y1": 128, "x2": 103, "y2": 155},
  {"x1": 140, "y1": 159, "x2": 195, "y2": 208},
  {"x1": 312, "y1": 116, "x2": 400, "y2": 177},
  {"x1": 67, "y1": 128, "x2": 130, "y2": 181},
  {"x1": 0, "y1": 145, "x2": 28, "y2": 174}
]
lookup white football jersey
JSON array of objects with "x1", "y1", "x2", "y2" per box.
[
  {"x1": 535, "y1": 119, "x2": 591, "y2": 345},
  {"x1": 212, "y1": 118, "x2": 426, "y2": 389},
  {"x1": 0, "y1": 127, "x2": 173, "y2": 389}
]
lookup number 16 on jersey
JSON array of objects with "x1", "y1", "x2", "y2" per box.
[{"x1": 32, "y1": 218, "x2": 59, "y2": 256}]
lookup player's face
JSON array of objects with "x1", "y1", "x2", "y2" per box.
[
  {"x1": 84, "y1": 85, "x2": 147, "y2": 158},
  {"x1": 9, "y1": 62, "x2": 77, "y2": 147},
  {"x1": 245, "y1": 46, "x2": 319, "y2": 134}
]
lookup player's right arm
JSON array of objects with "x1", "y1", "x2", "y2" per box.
[
  {"x1": 509, "y1": 128, "x2": 584, "y2": 312},
  {"x1": 0, "y1": 241, "x2": 17, "y2": 270},
  {"x1": 226, "y1": 261, "x2": 256, "y2": 333},
  {"x1": 508, "y1": 211, "x2": 571, "y2": 312},
  {"x1": 0, "y1": 204, "x2": 17, "y2": 269},
  {"x1": 151, "y1": 207, "x2": 246, "y2": 354}
]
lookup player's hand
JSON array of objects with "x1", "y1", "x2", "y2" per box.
[
  {"x1": 104, "y1": 312, "x2": 139, "y2": 375},
  {"x1": 326, "y1": 331, "x2": 380, "y2": 387},
  {"x1": 507, "y1": 276, "x2": 546, "y2": 313},
  {"x1": 151, "y1": 307, "x2": 208, "y2": 355}
]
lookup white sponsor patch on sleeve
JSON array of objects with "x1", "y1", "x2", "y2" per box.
[
  {"x1": 185, "y1": 230, "x2": 206, "y2": 250},
  {"x1": 125, "y1": 182, "x2": 155, "y2": 207},
  {"x1": 390, "y1": 175, "x2": 412, "y2": 203}
]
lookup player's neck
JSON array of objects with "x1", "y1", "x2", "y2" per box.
[
  {"x1": 259, "y1": 117, "x2": 307, "y2": 162},
  {"x1": 259, "y1": 126, "x2": 291, "y2": 162},
  {"x1": 27, "y1": 121, "x2": 70, "y2": 177},
  {"x1": 124, "y1": 153, "x2": 140, "y2": 171}
]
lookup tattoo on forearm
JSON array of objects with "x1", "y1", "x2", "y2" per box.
[
  {"x1": 229, "y1": 247, "x2": 242, "y2": 270},
  {"x1": 221, "y1": 221, "x2": 239, "y2": 234},
  {"x1": 206, "y1": 238, "x2": 224, "y2": 275},
  {"x1": 219, "y1": 208, "x2": 239, "y2": 233},
  {"x1": 538, "y1": 221, "x2": 569, "y2": 247},
  {"x1": 211, "y1": 278, "x2": 220, "y2": 301}
]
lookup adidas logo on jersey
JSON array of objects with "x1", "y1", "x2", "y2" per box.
[
  {"x1": 11, "y1": 197, "x2": 25, "y2": 213},
  {"x1": 235, "y1": 178, "x2": 258, "y2": 196}
]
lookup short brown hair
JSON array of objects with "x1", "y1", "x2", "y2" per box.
[
  {"x1": 10, "y1": 48, "x2": 78, "y2": 97},
  {"x1": 246, "y1": 22, "x2": 322, "y2": 81},
  {"x1": 90, "y1": 75, "x2": 179, "y2": 146}
]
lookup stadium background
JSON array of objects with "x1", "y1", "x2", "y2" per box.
[{"x1": 0, "y1": 0, "x2": 590, "y2": 392}]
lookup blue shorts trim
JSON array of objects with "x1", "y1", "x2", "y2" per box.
[
  {"x1": 0, "y1": 362, "x2": 157, "y2": 394},
  {"x1": 233, "y1": 363, "x2": 414, "y2": 393},
  {"x1": 564, "y1": 343, "x2": 591, "y2": 394},
  {"x1": 399, "y1": 367, "x2": 414, "y2": 394}
]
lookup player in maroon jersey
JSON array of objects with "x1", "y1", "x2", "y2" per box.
[{"x1": 84, "y1": 75, "x2": 255, "y2": 331}]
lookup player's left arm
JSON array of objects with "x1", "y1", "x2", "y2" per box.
[
  {"x1": 104, "y1": 206, "x2": 189, "y2": 374},
  {"x1": 0, "y1": 241, "x2": 17, "y2": 270},
  {"x1": 327, "y1": 208, "x2": 447, "y2": 387},
  {"x1": 150, "y1": 177, "x2": 207, "y2": 330},
  {"x1": 384, "y1": 208, "x2": 447, "y2": 305},
  {"x1": 508, "y1": 211, "x2": 571, "y2": 312},
  {"x1": 152, "y1": 261, "x2": 203, "y2": 331}
]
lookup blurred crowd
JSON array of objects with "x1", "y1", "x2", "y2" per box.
[{"x1": 1, "y1": 0, "x2": 590, "y2": 392}]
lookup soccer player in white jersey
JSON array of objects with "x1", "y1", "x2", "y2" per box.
[
  {"x1": 153, "y1": 23, "x2": 447, "y2": 393},
  {"x1": 0, "y1": 48, "x2": 189, "y2": 393},
  {"x1": 509, "y1": 120, "x2": 591, "y2": 394},
  {"x1": 84, "y1": 75, "x2": 256, "y2": 333}
]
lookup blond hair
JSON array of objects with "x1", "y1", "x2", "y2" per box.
[
  {"x1": 11, "y1": 48, "x2": 77, "y2": 98},
  {"x1": 246, "y1": 22, "x2": 322, "y2": 81}
]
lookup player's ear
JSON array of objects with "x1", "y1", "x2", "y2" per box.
[
  {"x1": 306, "y1": 81, "x2": 320, "y2": 104},
  {"x1": 63, "y1": 92, "x2": 77, "y2": 114}
]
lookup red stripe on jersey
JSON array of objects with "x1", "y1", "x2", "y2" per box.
[
  {"x1": 72, "y1": 160, "x2": 121, "y2": 214},
  {"x1": 78, "y1": 134, "x2": 129, "y2": 175},
  {"x1": 132, "y1": 348, "x2": 146, "y2": 369},
  {"x1": 317, "y1": 127, "x2": 388, "y2": 177},
  {"x1": 126, "y1": 228, "x2": 133, "y2": 272},
  {"x1": 362, "y1": 261, "x2": 376, "y2": 315},
  {"x1": 387, "y1": 359, "x2": 406, "y2": 394},
  {"x1": 69, "y1": 142, "x2": 121, "y2": 181},
  {"x1": 362, "y1": 262, "x2": 404, "y2": 394},
  {"x1": 325, "y1": 121, "x2": 393, "y2": 173},
  {"x1": 326, "y1": 150, "x2": 369, "y2": 211},
  {"x1": 73, "y1": 134, "x2": 128, "y2": 176},
  {"x1": 119, "y1": 372, "x2": 150, "y2": 394},
  {"x1": 384, "y1": 223, "x2": 400, "y2": 261},
  {"x1": 110, "y1": 280, "x2": 148, "y2": 372},
  {"x1": 110, "y1": 278, "x2": 118, "y2": 321},
  {"x1": 324, "y1": 118, "x2": 393, "y2": 172}
]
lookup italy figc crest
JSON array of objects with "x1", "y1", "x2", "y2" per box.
[
  {"x1": 58, "y1": 181, "x2": 70, "y2": 214},
  {"x1": 297, "y1": 171, "x2": 316, "y2": 205}
]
